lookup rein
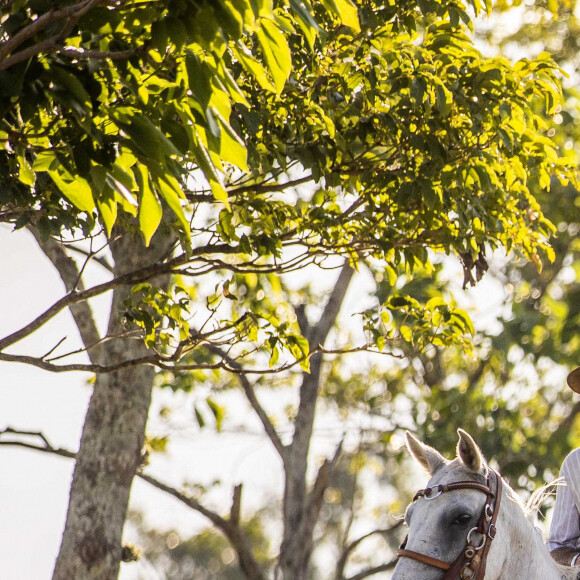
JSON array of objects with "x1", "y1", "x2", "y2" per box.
[{"x1": 397, "y1": 469, "x2": 503, "y2": 580}]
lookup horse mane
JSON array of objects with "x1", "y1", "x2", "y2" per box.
[{"x1": 525, "y1": 479, "x2": 563, "y2": 519}]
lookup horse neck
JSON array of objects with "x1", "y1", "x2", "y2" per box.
[{"x1": 496, "y1": 488, "x2": 568, "y2": 580}]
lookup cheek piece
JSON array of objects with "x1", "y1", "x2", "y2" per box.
[{"x1": 397, "y1": 469, "x2": 503, "y2": 580}]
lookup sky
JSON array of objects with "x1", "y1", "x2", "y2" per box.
[{"x1": 0, "y1": 226, "x2": 87, "y2": 579}]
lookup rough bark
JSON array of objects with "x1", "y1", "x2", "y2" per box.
[
  {"x1": 278, "y1": 264, "x2": 354, "y2": 580},
  {"x1": 31, "y1": 230, "x2": 104, "y2": 363},
  {"x1": 52, "y1": 229, "x2": 173, "y2": 580}
]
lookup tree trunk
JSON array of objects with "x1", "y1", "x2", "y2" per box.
[
  {"x1": 278, "y1": 265, "x2": 354, "y2": 580},
  {"x1": 279, "y1": 355, "x2": 325, "y2": 580},
  {"x1": 52, "y1": 230, "x2": 172, "y2": 580}
]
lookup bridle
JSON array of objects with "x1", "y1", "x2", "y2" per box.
[{"x1": 397, "y1": 469, "x2": 503, "y2": 580}]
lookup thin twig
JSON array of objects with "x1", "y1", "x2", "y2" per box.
[
  {"x1": 0, "y1": 243, "x2": 236, "y2": 351},
  {"x1": 58, "y1": 44, "x2": 148, "y2": 61},
  {"x1": 0, "y1": 0, "x2": 108, "y2": 66},
  {"x1": 344, "y1": 559, "x2": 398, "y2": 580},
  {"x1": 206, "y1": 344, "x2": 286, "y2": 460}
]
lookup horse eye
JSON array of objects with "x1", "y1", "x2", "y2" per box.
[{"x1": 452, "y1": 513, "x2": 472, "y2": 526}]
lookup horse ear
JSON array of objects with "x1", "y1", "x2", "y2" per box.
[
  {"x1": 405, "y1": 431, "x2": 447, "y2": 475},
  {"x1": 457, "y1": 429, "x2": 485, "y2": 472}
]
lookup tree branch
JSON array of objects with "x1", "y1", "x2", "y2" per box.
[
  {"x1": 0, "y1": 351, "x2": 158, "y2": 373},
  {"x1": 279, "y1": 263, "x2": 355, "y2": 576},
  {"x1": 0, "y1": 341, "x2": 401, "y2": 375},
  {"x1": 0, "y1": 427, "x2": 76, "y2": 459},
  {"x1": 303, "y1": 440, "x2": 343, "y2": 537},
  {"x1": 309, "y1": 262, "x2": 354, "y2": 347},
  {"x1": 0, "y1": 429, "x2": 265, "y2": 580},
  {"x1": 205, "y1": 344, "x2": 286, "y2": 460},
  {"x1": 0, "y1": 243, "x2": 237, "y2": 351},
  {"x1": 31, "y1": 231, "x2": 104, "y2": 363},
  {"x1": 336, "y1": 522, "x2": 403, "y2": 579},
  {"x1": 344, "y1": 559, "x2": 398, "y2": 580},
  {"x1": 294, "y1": 304, "x2": 310, "y2": 337},
  {"x1": 58, "y1": 44, "x2": 148, "y2": 61},
  {"x1": 0, "y1": 0, "x2": 109, "y2": 69},
  {"x1": 230, "y1": 484, "x2": 242, "y2": 528},
  {"x1": 64, "y1": 245, "x2": 114, "y2": 273},
  {"x1": 127, "y1": 474, "x2": 267, "y2": 580},
  {"x1": 228, "y1": 174, "x2": 315, "y2": 196},
  {"x1": 137, "y1": 472, "x2": 231, "y2": 530},
  {"x1": 290, "y1": 262, "x2": 355, "y2": 465}
]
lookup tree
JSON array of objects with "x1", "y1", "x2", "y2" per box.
[
  {"x1": 379, "y1": 0, "x2": 580, "y2": 493},
  {"x1": 0, "y1": 0, "x2": 574, "y2": 579}
]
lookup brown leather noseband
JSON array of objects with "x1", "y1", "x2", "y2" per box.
[{"x1": 397, "y1": 469, "x2": 503, "y2": 580}]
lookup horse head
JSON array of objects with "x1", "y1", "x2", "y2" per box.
[{"x1": 392, "y1": 429, "x2": 509, "y2": 580}]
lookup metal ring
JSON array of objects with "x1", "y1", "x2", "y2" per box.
[
  {"x1": 485, "y1": 504, "x2": 493, "y2": 519},
  {"x1": 424, "y1": 486, "x2": 443, "y2": 500},
  {"x1": 466, "y1": 527, "x2": 486, "y2": 550}
]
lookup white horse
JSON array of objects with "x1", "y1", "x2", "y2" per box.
[{"x1": 392, "y1": 429, "x2": 578, "y2": 580}]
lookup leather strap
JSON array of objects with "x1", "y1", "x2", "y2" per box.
[
  {"x1": 397, "y1": 548, "x2": 452, "y2": 570},
  {"x1": 414, "y1": 481, "x2": 495, "y2": 501},
  {"x1": 474, "y1": 471, "x2": 502, "y2": 580}
]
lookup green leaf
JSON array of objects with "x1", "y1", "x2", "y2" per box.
[
  {"x1": 194, "y1": 405, "x2": 206, "y2": 428},
  {"x1": 17, "y1": 155, "x2": 35, "y2": 186},
  {"x1": 153, "y1": 175, "x2": 190, "y2": 236},
  {"x1": 49, "y1": 168, "x2": 95, "y2": 212},
  {"x1": 233, "y1": 42, "x2": 277, "y2": 93},
  {"x1": 147, "y1": 436, "x2": 169, "y2": 453},
  {"x1": 114, "y1": 111, "x2": 181, "y2": 160},
  {"x1": 435, "y1": 82, "x2": 452, "y2": 117},
  {"x1": 32, "y1": 150, "x2": 57, "y2": 172},
  {"x1": 269, "y1": 345, "x2": 280, "y2": 367},
  {"x1": 256, "y1": 17, "x2": 292, "y2": 93},
  {"x1": 95, "y1": 187, "x2": 117, "y2": 237},
  {"x1": 288, "y1": 0, "x2": 319, "y2": 48},
  {"x1": 214, "y1": 108, "x2": 248, "y2": 171},
  {"x1": 321, "y1": 0, "x2": 360, "y2": 32},
  {"x1": 331, "y1": 0, "x2": 360, "y2": 32},
  {"x1": 51, "y1": 67, "x2": 92, "y2": 110},
  {"x1": 206, "y1": 397, "x2": 225, "y2": 432},
  {"x1": 214, "y1": 0, "x2": 244, "y2": 39},
  {"x1": 185, "y1": 52, "x2": 213, "y2": 109},
  {"x1": 452, "y1": 309, "x2": 475, "y2": 335},
  {"x1": 191, "y1": 131, "x2": 229, "y2": 206},
  {"x1": 218, "y1": 63, "x2": 251, "y2": 107},
  {"x1": 136, "y1": 165, "x2": 162, "y2": 246}
]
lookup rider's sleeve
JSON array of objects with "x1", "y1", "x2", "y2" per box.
[{"x1": 547, "y1": 449, "x2": 580, "y2": 551}]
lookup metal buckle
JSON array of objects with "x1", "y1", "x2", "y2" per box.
[
  {"x1": 424, "y1": 486, "x2": 443, "y2": 500},
  {"x1": 488, "y1": 524, "x2": 497, "y2": 540},
  {"x1": 485, "y1": 504, "x2": 493, "y2": 519},
  {"x1": 466, "y1": 527, "x2": 486, "y2": 550}
]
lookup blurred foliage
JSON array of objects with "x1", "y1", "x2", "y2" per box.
[{"x1": 131, "y1": 512, "x2": 273, "y2": 580}]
